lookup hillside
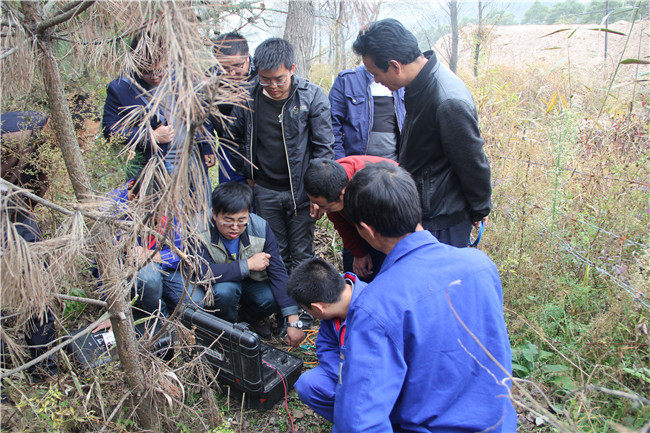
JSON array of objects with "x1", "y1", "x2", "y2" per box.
[{"x1": 435, "y1": 20, "x2": 649, "y2": 85}]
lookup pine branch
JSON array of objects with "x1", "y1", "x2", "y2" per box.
[{"x1": 36, "y1": 0, "x2": 94, "y2": 32}]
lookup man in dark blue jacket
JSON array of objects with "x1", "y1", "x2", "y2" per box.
[
  {"x1": 353, "y1": 19, "x2": 492, "y2": 248},
  {"x1": 336, "y1": 162, "x2": 516, "y2": 432},
  {"x1": 193, "y1": 183, "x2": 305, "y2": 346},
  {"x1": 103, "y1": 33, "x2": 215, "y2": 179},
  {"x1": 329, "y1": 65, "x2": 405, "y2": 160},
  {"x1": 229, "y1": 38, "x2": 339, "y2": 272}
]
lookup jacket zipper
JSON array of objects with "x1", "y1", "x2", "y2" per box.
[
  {"x1": 365, "y1": 81, "x2": 372, "y2": 155},
  {"x1": 280, "y1": 85, "x2": 299, "y2": 215}
]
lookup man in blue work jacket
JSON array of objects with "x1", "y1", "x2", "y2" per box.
[{"x1": 335, "y1": 162, "x2": 517, "y2": 432}]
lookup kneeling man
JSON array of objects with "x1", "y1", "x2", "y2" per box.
[{"x1": 194, "y1": 183, "x2": 304, "y2": 346}]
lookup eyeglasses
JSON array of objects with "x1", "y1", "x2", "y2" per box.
[
  {"x1": 259, "y1": 76, "x2": 290, "y2": 87},
  {"x1": 142, "y1": 69, "x2": 166, "y2": 78},
  {"x1": 218, "y1": 218, "x2": 248, "y2": 229}
]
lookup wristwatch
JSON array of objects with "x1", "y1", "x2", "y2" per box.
[{"x1": 287, "y1": 320, "x2": 303, "y2": 329}]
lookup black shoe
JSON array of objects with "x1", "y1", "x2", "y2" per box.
[
  {"x1": 272, "y1": 314, "x2": 287, "y2": 338},
  {"x1": 250, "y1": 318, "x2": 271, "y2": 339}
]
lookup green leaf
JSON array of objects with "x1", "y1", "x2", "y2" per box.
[
  {"x1": 542, "y1": 364, "x2": 569, "y2": 373},
  {"x1": 522, "y1": 343, "x2": 539, "y2": 363},
  {"x1": 622, "y1": 367, "x2": 650, "y2": 384},
  {"x1": 550, "y1": 375, "x2": 576, "y2": 391},
  {"x1": 512, "y1": 363, "x2": 530, "y2": 377},
  {"x1": 620, "y1": 59, "x2": 650, "y2": 65}
]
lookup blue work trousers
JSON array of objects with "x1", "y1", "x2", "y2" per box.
[{"x1": 294, "y1": 366, "x2": 336, "y2": 423}]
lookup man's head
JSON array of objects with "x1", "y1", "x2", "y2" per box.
[
  {"x1": 352, "y1": 19, "x2": 421, "y2": 91},
  {"x1": 304, "y1": 158, "x2": 348, "y2": 214},
  {"x1": 211, "y1": 182, "x2": 254, "y2": 240},
  {"x1": 344, "y1": 162, "x2": 421, "y2": 239},
  {"x1": 287, "y1": 257, "x2": 348, "y2": 320},
  {"x1": 130, "y1": 32, "x2": 167, "y2": 87},
  {"x1": 254, "y1": 38, "x2": 295, "y2": 100},
  {"x1": 213, "y1": 32, "x2": 251, "y2": 78}
]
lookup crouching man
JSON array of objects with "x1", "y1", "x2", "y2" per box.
[
  {"x1": 286, "y1": 257, "x2": 366, "y2": 423},
  {"x1": 333, "y1": 162, "x2": 516, "y2": 432},
  {"x1": 193, "y1": 182, "x2": 305, "y2": 346}
]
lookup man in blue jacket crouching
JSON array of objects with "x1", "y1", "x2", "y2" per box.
[{"x1": 333, "y1": 162, "x2": 517, "y2": 432}]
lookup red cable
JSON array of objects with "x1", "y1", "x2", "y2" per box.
[{"x1": 262, "y1": 359, "x2": 295, "y2": 433}]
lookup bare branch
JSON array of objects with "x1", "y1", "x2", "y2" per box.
[
  {"x1": 0, "y1": 35, "x2": 33, "y2": 60},
  {"x1": 55, "y1": 293, "x2": 108, "y2": 308},
  {"x1": 36, "y1": 0, "x2": 94, "y2": 32}
]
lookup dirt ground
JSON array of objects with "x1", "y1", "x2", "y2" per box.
[{"x1": 435, "y1": 20, "x2": 649, "y2": 86}]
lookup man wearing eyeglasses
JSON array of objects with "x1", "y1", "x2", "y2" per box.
[
  {"x1": 209, "y1": 32, "x2": 257, "y2": 185},
  {"x1": 229, "y1": 38, "x2": 340, "y2": 273},
  {"x1": 102, "y1": 33, "x2": 176, "y2": 180},
  {"x1": 193, "y1": 182, "x2": 305, "y2": 346}
]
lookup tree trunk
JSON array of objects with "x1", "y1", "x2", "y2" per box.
[
  {"x1": 473, "y1": 0, "x2": 483, "y2": 78},
  {"x1": 20, "y1": 2, "x2": 160, "y2": 431},
  {"x1": 96, "y1": 254, "x2": 160, "y2": 432},
  {"x1": 449, "y1": 0, "x2": 459, "y2": 74},
  {"x1": 21, "y1": 1, "x2": 93, "y2": 202},
  {"x1": 284, "y1": 0, "x2": 315, "y2": 77}
]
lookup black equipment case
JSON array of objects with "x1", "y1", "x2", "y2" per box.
[
  {"x1": 67, "y1": 311, "x2": 173, "y2": 369},
  {"x1": 181, "y1": 307, "x2": 303, "y2": 410}
]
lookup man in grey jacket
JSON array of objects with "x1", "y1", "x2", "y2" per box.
[
  {"x1": 230, "y1": 38, "x2": 339, "y2": 272},
  {"x1": 352, "y1": 19, "x2": 491, "y2": 248}
]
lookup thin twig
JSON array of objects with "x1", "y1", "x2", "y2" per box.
[
  {"x1": 55, "y1": 293, "x2": 108, "y2": 308},
  {"x1": 97, "y1": 388, "x2": 134, "y2": 433},
  {"x1": 0, "y1": 35, "x2": 34, "y2": 61}
]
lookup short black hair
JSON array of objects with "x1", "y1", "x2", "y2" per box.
[
  {"x1": 304, "y1": 159, "x2": 348, "y2": 203},
  {"x1": 211, "y1": 182, "x2": 253, "y2": 215},
  {"x1": 213, "y1": 32, "x2": 249, "y2": 57},
  {"x1": 352, "y1": 19, "x2": 421, "y2": 72},
  {"x1": 344, "y1": 162, "x2": 421, "y2": 237},
  {"x1": 287, "y1": 258, "x2": 345, "y2": 306},
  {"x1": 253, "y1": 38, "x2": 294, "y2": 71},
  {"x1": 129, "y1": 32, "x2": 165, "y2": 75}
]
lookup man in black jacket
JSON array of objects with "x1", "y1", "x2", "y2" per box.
[
  {"x1": 229, "y1": 38, "x2": 339, "y2": 272},
  {"x1": 352, "y1": 19, "x2": 491, "y2": 248}
]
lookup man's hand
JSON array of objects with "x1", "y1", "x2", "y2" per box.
[
  {"x1": 286, "y1": 326, "x2": 305, "y2": 347},
  {"x1": 153, "y1": 124, "x2": 175, "y2": 144},
  {"x1": 310, "y1": 202, "x2": 325, "y2": 220},
  {"x1": 473, "y1": 216, "x2": 489, "y2": 229},
  {"x1": 136, "y1": 245, "x2": 161, "y2": 264},
  {"x1": 353, "y1": 254, "x2": 373, "y2": 278},
  {"x1": 247, "y1": 252, "x2": 271, "y2": 271},
  {"x1": 204, "y1": 153, "x2": 216, "y2": 168}
]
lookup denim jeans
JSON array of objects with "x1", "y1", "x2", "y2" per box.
[
  {"x1": 135, "y1": 263, "x2": 204, "y2": 315},
  {"x1": 253, "y1": 184, "x2": 315, "y2": 273},
  {"x1": 210, "y1": 279, "x2": 278, "y2": 323}
]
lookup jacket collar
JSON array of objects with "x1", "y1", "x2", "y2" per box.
[
  {"x1": 407, "y1": 52, "x2": 439, "y2": 99},
  {"x1": 377, "y1": 230, "x2": 439, "y2": 276}
]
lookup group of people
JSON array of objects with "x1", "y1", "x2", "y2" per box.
[{"x1": 2, "y1": 15, "x2": 514, "y2": 431}]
